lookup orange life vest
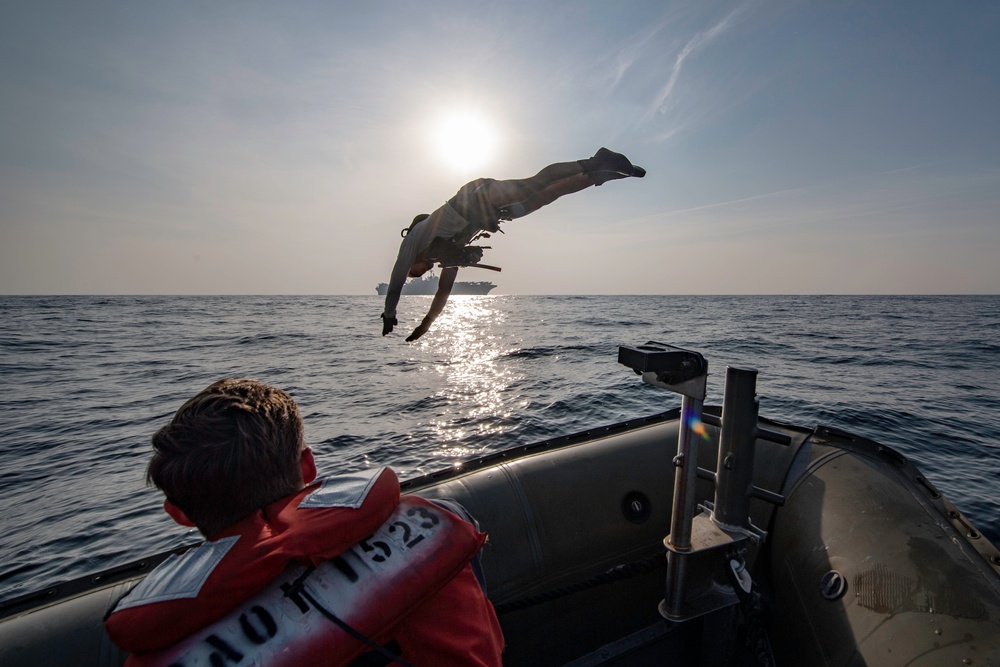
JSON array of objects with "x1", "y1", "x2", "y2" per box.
[{"x1": 106, "y1": 468, "x2": 486, "y2": 666}]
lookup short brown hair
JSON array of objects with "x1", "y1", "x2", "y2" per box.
[{"x1": 147, "y1": 379, "x2": 305, "y2": 537}]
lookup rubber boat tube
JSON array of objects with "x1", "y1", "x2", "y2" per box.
[{"x1": 766, "y1": 425, "x2": 1000, "y2": 666}]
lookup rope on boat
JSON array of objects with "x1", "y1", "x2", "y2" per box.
[{"x1": 492, "y1": 550, "x2": 667, "y2": 615}]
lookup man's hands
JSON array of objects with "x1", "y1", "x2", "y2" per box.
[
  {"x1": 383, "y1": 313, "x2": 429, "y2": 342},
  {"x1": 406, "y1": 320, "x2": 431, "y2": 342},
  {"x1": 381, "y1": 313, "x2": 397, "y2": 336}
]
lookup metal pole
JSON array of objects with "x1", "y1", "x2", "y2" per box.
[
  {"x1": 713, "y1": 367, "x2": 759, "y2": 531},
  {"x1": 663, "y1": 394, "x2": 704, "y2": 617},
  {"x1": 669, "y1": 394, "x2": 704, "y2": 550}
]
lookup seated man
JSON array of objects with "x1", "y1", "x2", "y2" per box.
[
  {"x1": 382, "y1": 147, "x2": 645, "y2": 341},
  {"x1": 106, "y1": 379, "x2": 503, "y2": 666}
]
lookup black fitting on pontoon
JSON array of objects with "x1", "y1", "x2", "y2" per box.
[{"x1": 617, "y1": 342, "x2": 707, "y2": 388}]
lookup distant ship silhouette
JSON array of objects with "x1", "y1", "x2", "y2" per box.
[{"x1": 376, "y1": 272, "x2": 497, "y2": 296}]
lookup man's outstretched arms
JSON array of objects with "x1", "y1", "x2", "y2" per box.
[{"x1": 406, "y1": 267, "x2": 458, "y2": 342}]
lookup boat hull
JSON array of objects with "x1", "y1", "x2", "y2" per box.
[{"x1": 2, "y1": 411, "x2": 999, "y2": 666}]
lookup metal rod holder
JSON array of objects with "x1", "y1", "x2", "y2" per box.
[{"x1": 713, "y1": 367, "x2": 760, "y2": 531}]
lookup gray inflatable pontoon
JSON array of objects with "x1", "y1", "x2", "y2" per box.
[{"x1": 2, "y1": 342, "x2": 999, "y2": 666}]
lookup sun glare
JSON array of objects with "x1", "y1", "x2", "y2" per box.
[{"x1": 432, "y1": 111, "x2": 498, "y2": 173}]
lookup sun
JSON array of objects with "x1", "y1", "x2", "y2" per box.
[{"x1": 432, "y1": 111, "x2": 498, "y2": 174}]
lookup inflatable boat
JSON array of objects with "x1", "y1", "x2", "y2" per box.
[{"x1": 2, "y1": 342, "x2": 999, "y2": 666}]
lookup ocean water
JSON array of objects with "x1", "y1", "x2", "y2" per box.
[{"x1": 1, "y1": 294, "x2": 998, "y2": 602}]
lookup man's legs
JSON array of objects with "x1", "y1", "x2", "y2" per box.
[{"x1": 487, "y1": 148, "x2": 644, "y2": 219}]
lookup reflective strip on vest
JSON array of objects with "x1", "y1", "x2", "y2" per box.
[
  {"x1": 113, "y1": 537, "x2": 240, "y2": 611},
  {"x1": 298, "y1": 468, "x2": 386, "y2": 510}
]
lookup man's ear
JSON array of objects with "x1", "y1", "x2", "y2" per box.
[
  {"x1": 300, "y1": 447, "x2": 318, "y2": 485},
  {"x1": 163, "y1": 498, "x2": 196, "y2": 527}
]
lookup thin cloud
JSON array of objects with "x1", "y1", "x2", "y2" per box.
[
  {"x1": 645, "y1": 6, "x2": 746, "y2": 121},
  {"x1": 606, "y1": 14, "x2": 674, "y2": 90}
]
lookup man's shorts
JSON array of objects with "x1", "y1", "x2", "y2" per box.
[{"x1": 447, "y1": 178, "x2": 502, "y2": 234}]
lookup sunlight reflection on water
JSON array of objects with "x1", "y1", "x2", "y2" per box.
[{"x1": 417, "y1": 297, "x2": 524, "y2": 456}]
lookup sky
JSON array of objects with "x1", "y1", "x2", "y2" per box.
[{"x1": 1, "y1": 0, "x2": 998, "y2": 295}]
